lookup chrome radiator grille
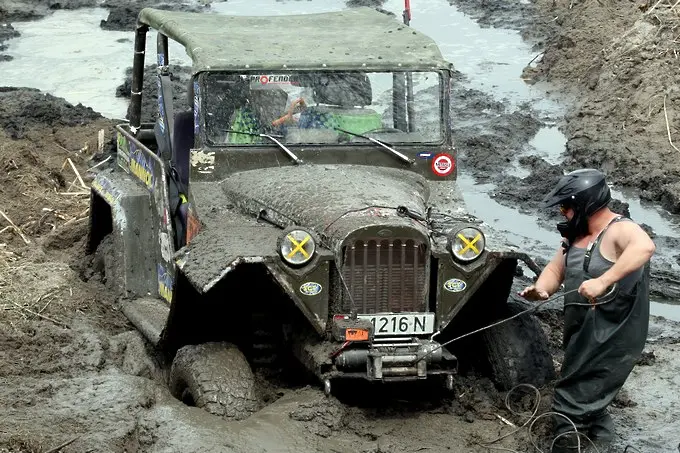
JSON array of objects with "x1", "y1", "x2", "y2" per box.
[{"x1": 340, "y1": 238, "x2": 428, "y2": 314}]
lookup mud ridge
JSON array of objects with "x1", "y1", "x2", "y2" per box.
[{"x1": 526, "y1": 0, "x2": 680, "y2": 214}]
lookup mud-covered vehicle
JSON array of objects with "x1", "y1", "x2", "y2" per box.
[{"x1": 88, "y1": 7, "x2": 555, "y2": 419}]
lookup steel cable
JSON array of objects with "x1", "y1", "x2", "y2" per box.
[{"x1": 476, "y1": 384, "x2": 641, "y2": 453}]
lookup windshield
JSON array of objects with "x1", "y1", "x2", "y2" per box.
[{"x1": 202, "y1": 71, "x2": 443, "y2": 146}]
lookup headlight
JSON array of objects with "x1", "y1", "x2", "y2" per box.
[
  {"x1": 448, "y1": 227, "x2": 485, "y2": 262},
  {"x1": 280, "y1": 229, "x2": 316, "y2": 266}
]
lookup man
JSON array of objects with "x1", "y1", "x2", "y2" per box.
[{"x1": 520, "y1": 169, "x2": 655, "y2": 451}]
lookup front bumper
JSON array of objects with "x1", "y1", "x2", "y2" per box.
[{"x1": 332, "y1": 337, "x2": 457, "y2": 381}]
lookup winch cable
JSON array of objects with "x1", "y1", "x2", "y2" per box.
[
  {"x1": 474, "y1": 383, "x2": 642, "y2": 453},
  {"x1": 415, "y1": 285, "x2": 618, "y2": 364}
]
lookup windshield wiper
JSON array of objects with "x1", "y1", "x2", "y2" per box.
[
  {"x1": 223, "y1": 130, "x2": 303, "y2": 165},
  {"x1": 334, "y1": 127, "x2": 414, "y2": 165}
]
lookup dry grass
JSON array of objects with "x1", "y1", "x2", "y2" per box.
[{"x1": 0, "y1": 251, "x2": 82, "y2": 329}]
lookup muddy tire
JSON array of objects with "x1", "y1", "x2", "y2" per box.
[
  {"x1": 481, "y1": 298, "x2": 556, "y2": 391},
  {"x1": 169, "y1": 342, "x2": 260, "y2": 421}
]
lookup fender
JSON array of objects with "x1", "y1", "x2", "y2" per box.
[
  {"x1": 89, "y1": 169, "x2": 157, "y2": 298},
  {"x1": 174, "y1": 224, "x2": 334, "y2": 334},
  {"x1": 434, "y1": 250, "x2": 538, "y2": 331}
]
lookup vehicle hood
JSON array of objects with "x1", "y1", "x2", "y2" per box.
[{"x1": 219, "y1": 164, "x2": 431, "y2": 244}]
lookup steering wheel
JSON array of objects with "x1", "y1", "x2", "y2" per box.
[
  {"x1": 362, "y1": 127, "x2": 403, "y2": 134},
  {"x1": 272, "y1": 97, "x2": 307, "y2": 127}
]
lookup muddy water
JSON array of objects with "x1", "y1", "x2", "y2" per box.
[{"x1": 1, "y1": 8, "x2": 133, "y2": 119}]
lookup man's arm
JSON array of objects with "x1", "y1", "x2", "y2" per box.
[
  {"x1": 579, "y1": 221, "x2": 655, "y2": 299},
  {"x1": 597, "y1": 222, "x2": 655, "y2": 287},
  {"x1": 520, "y1": 245, "x2": 566, "y2": 301},
  {"x1": 535, "y1": 246, "x2": 567, "y2": 294}
]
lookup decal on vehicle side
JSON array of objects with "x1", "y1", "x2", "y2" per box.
[
  {"x1": 159, "y1": 231, "x2": 174, "y2": 262},
  {"x1": 193, "y1": 81, "x2": 200, "y2": 134},
  {"x1": 300, "y1": 282, "x2": 322, "y2": 296},
  {"x1": 116, "y1": 133, "x2": 130, "y2": 167},
  {"x1": 443, "y1": 278, "x2": 466, "y2": 293},
  {"x1": 190, "y1": 149, "x2": 215, "y2": 174},
  {"x1": 157, "y1": 77, "x2": 165, "y2": 134},
  {"x1": 431, "y1": 153, "x2": 455, "y2": 177},
  {"x1": 186, "y1": 204, "x2": 201, "y2": 245},
  {"x1": 91, "y1": 178, "x2": 122, "y2": 205},
  {"x1": 129, "y1": 146, "x2": 154, "y2": 190},
  {"x1": 245, "y1": 74, "x2": 301, "y2": 88},
  {"x1": 157, "y1": 264, "x2": 174, "y2": 303},
  {"x1": 417, "y1": 152, "x2": 432, "y2": 159}
]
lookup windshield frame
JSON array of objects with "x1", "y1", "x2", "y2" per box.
[{"x1": 197, "y1": 69, "x2": 449, "y2": 149}]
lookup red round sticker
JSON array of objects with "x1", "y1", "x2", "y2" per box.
[
  {"x1": 431, "y1": 153, "x2": 454, "y2": 177},
  {"x1": 260, "y1": 75, "x2": 269, "y2": 85}
]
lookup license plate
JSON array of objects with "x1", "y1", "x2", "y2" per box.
[{"x1": 357, "y1": 313, "x2": 435, "y2": 336}]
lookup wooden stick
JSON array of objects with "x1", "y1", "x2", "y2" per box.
[
  {"x1": 647, "y1": 0, "x2": 668, "y2": 14},
  {"x1": 55, "y1": 143, "x2": 71, "y2": 153},
  {"x1": 11, "y1": 301, "x2": 70, "y2": 328},
  {"x1": 44, "y1": 437, "x2": 79, "y2": 453},
  {"x1": 98, "y1": 129, "x2": 105, "y2": 154},
  {"x1": 87, "y1": 155, "x2": 111, "y2": 172},
  {"x1": 0, "y1": 210, "x2": 30, "y2": 244},
  {"x1": 527, "y1": 51, "x2": 545, "y2": 66},
  {"x1": 671, "y1": 0, "x2": 680, "y2": 10},
  {"x1": 495, "y1": 414, "x2": 517, "y2": 427},
  {"x1": 66, "y1": 158, "x2": 88, "y2": 189},
  {"x1": 58, "y1": 192, "x2": 90, "y2": 196},
  {"x1": 663, "y1": 95, "x2": 680, "y2": 152}
]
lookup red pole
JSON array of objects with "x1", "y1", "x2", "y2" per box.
[{"x1": 403, "y1": 0, "x2": 411, "y2": 25}]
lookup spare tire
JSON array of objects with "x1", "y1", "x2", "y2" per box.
[
  {"x1": 169, "y1": 342, "x2": 260, "y2": 420},
  {"x1": 481, "y1": 298, "x2": 556, "y2": 391}
]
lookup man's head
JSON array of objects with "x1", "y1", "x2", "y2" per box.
[{"x1": 541, "y1": 168, "x2": 611, "y2": 244}]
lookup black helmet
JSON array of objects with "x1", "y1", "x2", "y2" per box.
[{"x1": 541, "y1": 168, "x2": 611, "y2": 215}]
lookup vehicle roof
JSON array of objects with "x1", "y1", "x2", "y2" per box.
[{"x1": 137, "y1": 7, "x2": 453, "y2": 73}]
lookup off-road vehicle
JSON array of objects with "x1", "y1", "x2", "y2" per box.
[{"x1": 88, "y1": 6, "x2": 555, "y2": 420}]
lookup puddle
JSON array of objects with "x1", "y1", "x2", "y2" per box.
[
  {"x1": 524, "y1": 126, "x2": 566, "y2": 164},
  {"x1": 0, "y1": 8, "x2": 133, "y2": 119},
  {"x1": 382, "y1": 0, "x2": 560, "y2": 114},
  {"x1": 457, "y1": 172, "x2": 558, "y2": 257},
  {"x1": 611, "y1": 187, "x2": 680, "y2": 238},
  {"x1": 651, "y1": 302, "x2": 680, "y2": 322}
]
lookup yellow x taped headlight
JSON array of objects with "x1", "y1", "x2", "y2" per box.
[
  {"x1": 449, "y1": 227, "x2": 485, "y2": 262},
  {"x1": 280, "y1": 229, "x2": 316, "y2": 266}
]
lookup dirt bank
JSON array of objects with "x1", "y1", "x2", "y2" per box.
[
  {"x1": 526, "y1": 0, "x2": 680, "y2": 214},
  {"x1": 100, "y1": 1, "x2": 210, "y2": 31}
]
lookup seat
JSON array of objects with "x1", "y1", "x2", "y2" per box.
[
  {"x1": 172, "y1": 110, "x2": 194, "y2": 188},
  {"x1": 299, "y1": 73, "x2": 382, "y2": 135},
  {"x1": 250, "y1": 87, "x2": 289, "y2": 129}
]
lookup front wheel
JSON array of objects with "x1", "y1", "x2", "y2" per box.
[
  {"x1": 481, "y1": 298, "x2": 556, "y2": 391},
  {"x1": 169, "y1": 342, "x2": 260, "y2": 420}
]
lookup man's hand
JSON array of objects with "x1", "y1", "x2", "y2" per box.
[
  {"x1": 578, "y1": 278, "x2": 608, "y2": 301},
  {"x1": 519, "y1": 285, "x2": 549, "y2": 301}
]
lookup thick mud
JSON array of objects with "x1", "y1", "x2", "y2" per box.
[
  {"x1": 1, "y1": 0, "x2": 680, "y2": 452},
  {"x1": 526, "y1": 0, "x2": 680, "y2": 215}
]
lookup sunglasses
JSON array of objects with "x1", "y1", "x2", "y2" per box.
[{"x1": 559, "y1": 204, "x2": 570, "y2": 214}]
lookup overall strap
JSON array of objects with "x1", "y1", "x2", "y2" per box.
[{"x1": 583, "y1": 216, "x2": 625, "y2": 273}]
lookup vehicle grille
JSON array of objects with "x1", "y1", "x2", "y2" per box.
[{"x1": 340, "y1": 238, "x2": 428, "y2": 314}]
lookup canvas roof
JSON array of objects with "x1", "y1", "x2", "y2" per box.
[{"x1": 137, "y1": 7, "x2": 453, "y2": 73}]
